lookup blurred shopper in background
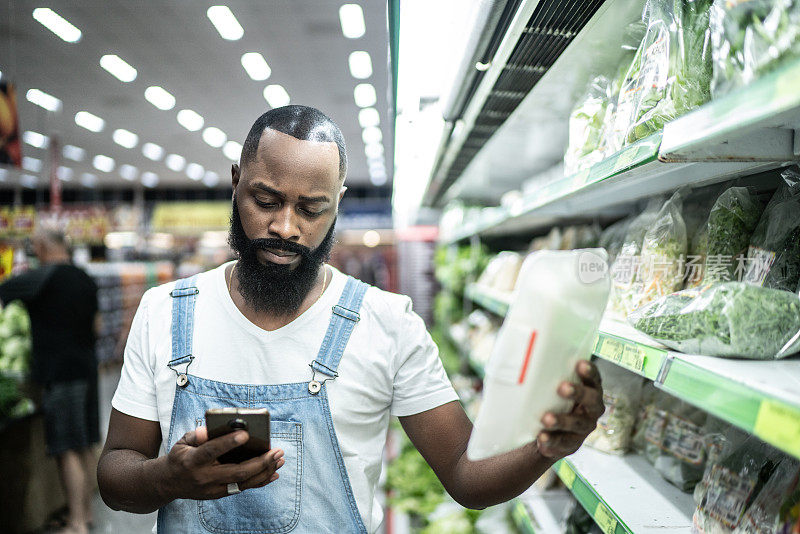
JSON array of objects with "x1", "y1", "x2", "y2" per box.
[{"x1": 0, "y1": 227, "x2": 100, "y2": 534}]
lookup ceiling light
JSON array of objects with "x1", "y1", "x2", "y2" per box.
[
  {"x1": 203, "y1": 171, "x2": 220, "y2": 187},
  {"x1": 177, "y1": 109, "x2": 204, "y2": 131},
  {"x1": 93, "y1": 154, "x2": 115, "y2": 172},
  {"x1": 23, "y1": 131, "x2": 49, "y2": 149},
  {"x1": 186, "y1": 163, "x2": 204, "y2": 181},
  {"x1": 367, "y1": 156, "x2": 384, "y2": 168},
  {"x1": 369, "y1": 162, "x2": 385, "y2": 175},
  {"x1": 21, "y1": 174, "x2": 38, "y2": 189},
  {"x1": 207, "y1": 6, "x2": 244, "y2": 40},
  {"x1": 362, "y1": 230, "x2": 381, "y2": 247},
  {"x1": 80, "y1": 173, "x2": 97, "y2": 188},
  {"x1": 348, "y1": 51, "x2": 372, "y2": 79},
  {"x1": 165, "y1": 154, "x2": 186, "y2": 172},
  {"x1": 354, "y1": 83, "x2": 376, "y2": 107},
  {"x1": 362, "y1": 126, "x2": 382, "y2": 144},
  {"x1": 364, "y1": 142, "x2": 384, "y2": 158},
  {"x1": 32, "y1": 8, "x2": 81, "y2": 43},
  {"x1": 142, "y1": 142, "x2": 165, "y2": 161},
  {"x1": 141, "y1": 171, "x2": 159, "y2": 188},
  {"x1": 202, "y1": 127, "x2": 227, "y2": 148},
  {"x1": 22, "y1": 157, "x2": 42, "y2": 172},
  {"x1": 113, "y1": 129, "x2": 139, "y2": 149},
  {"x1": 241, "y1": 52, "x2": 271, "y2": 81},
  {"x1": 370, "y1": 173, "x2": 387, "y2": 186},
  {"x1": 339, "y1": 4, "x2": 366, "y2": 39},
  {"x1": 223, "y1": 140, "x2": 242, "y2": 161},
  {"x1": 75, "y1": 111, "x2": 105, "y2": 132},
  {"x1": 0, "y1": 168, "x2": 6, "y2": 181},
  {"x1": 263, "y1": 84, "x2": 290, "y2": 108},
  {"x1": 119, "y1": 164, "x2": 138, "y2": 181},
  {"x1": 63, "y1": 145, "x2": 85, "y2": 161},
  {"x1": 144, "y1": 86, "x2": 176, "y2": 110},
  {"x1": 358, "y1": 107, "x2": 379, "y2": 128},
  {"x1": 57, "y1": 166, "x2": 73, "y2": 181},
  {"x1": 99, "y1": 54, "x2": 137, "y2": 82},
  {"x1": 26, "y1": 88, "x2": 61, "y2": 112}
]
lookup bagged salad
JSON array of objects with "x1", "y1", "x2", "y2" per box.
[
  {"x1": 564, "y1": 76, "x2": 612, "y2": 176},
  {"x1": 710, "y1": 0, "x2": 800, "y2": 97},
  {"x1": 633, "y1": 190, "x2": 688, "y2": 310},
  {"x1": 615, "y1": 0, "x2": 714, "y2": 145},
  {"x1": 744, "y1": 166, "x2": 800, "y2": 292},
  {"x1": 653, "y1": 400, "x2": 708, "y2": 491},
  {"x1": 701, "y1": 186, "x2": 765, "y2": 284},
  {"x1": 584, "y1": 359, "x2": 643, "y2": 455},
  {"x1": 629, "y1": 281, "x2": 800, "y2": 359}
]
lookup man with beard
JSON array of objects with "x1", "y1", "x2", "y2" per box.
[{"x1": 98, "y1": 105, "x2": 604, "y2": 533}]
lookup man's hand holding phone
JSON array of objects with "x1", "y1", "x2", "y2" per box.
[{"x1": 160, "y1": 426, "x2": 284, "y2": 501}]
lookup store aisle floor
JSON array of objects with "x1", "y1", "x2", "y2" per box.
[
  {"x1": 91, "y1": 364, "x2": 157, "y2": 533},
  {"x1": 90, "y1": 493, "x2": 156, "y2": 533}
]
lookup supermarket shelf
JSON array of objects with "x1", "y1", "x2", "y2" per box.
[
  {"x1": 660, "y1": 60, "x2": 800, "y2": 162},
  {"x1": 512, "y1": 488, "x2": 573, "y2": 534},
  {"x1": 439, "y1": 58, "x2": 800, "y2": 245},
  {"x1": 464, "y1": 283, "x2": 800, "y2": 460},
  {"x1": 555, "y1": 448, "x2": 696, "y2": 533},
  {"x1": 464, "y1": 284, "x2": 511, "y2": 316}
]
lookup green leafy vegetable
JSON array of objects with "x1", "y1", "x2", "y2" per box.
[
  {"x1": 711, "y1": 0, "x2": 800, "y2": 96},
  {"x1": 701, "y1": 187, "x2": 764, "y2": 284},
  {"x1": 629, "y1": 282, "x2": 800, "y2": 359},
  {"x1": 744, "y1": 166, "x2": 800, "y2": 292},
  {"x1": 564, "y1": 76, "x2": 611, "y2": 175}
]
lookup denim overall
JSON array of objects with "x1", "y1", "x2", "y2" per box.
[{"x1": 157, "y1": 275, "x2": 369, "y2": 533}]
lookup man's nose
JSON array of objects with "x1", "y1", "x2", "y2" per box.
[{"x1": 268, "y1": 206, "x2": 300, "y2": 241}]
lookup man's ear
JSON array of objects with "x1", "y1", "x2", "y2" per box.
[
  {"x1": 231, "y1": 164, "x2": 240, "y2": 195},
  {"x1": 338, "y1": 185, "x2": 347, "y2": 203}
]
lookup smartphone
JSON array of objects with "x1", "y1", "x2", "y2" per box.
[{"x1": 205, "y1": 408, "x2": 270, "y2": 464}]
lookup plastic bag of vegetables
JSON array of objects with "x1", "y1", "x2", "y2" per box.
[
  {"x1": 628, "y1": 282, "x2": 800, "y2": 359},
  {"x1": 632, "y1": 190, "x2": 688, "y2": 310},
  {"x1": 564, "y1": 76, "x2": 611, "y2": 176},
  {"x1": 710, "y1": 0, "x2": 800, "y2": 97},
  {"x1": 616, "y1": 0, "x2": 713, "y2": 145},
  {"x1": 744, "y1": 166, "x2": 800, "y2": 292},
  {"x1": 585, "y1": 359, "x2": 643, "y2": 455},
  {"x1": 699, "y1": 186, "x2": 765, "y2": 284},
  {"x1": 632, "y1": 386, "x2": 679, "y2": 465}
]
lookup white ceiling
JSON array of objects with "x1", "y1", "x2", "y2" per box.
[{"x1": 0, "y1": 1, "x2": 392, "y2": 190}]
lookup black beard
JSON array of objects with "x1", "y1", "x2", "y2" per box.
[{"x1": 228, "y1": 198, "x2": 336, "y2": 316}]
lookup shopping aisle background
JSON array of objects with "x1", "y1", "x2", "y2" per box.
[{"x1": 94, "y1": 365, "x2": 157, "y2": 533}]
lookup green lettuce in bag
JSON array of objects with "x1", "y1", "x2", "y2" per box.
[
  {"x1": 564, "y1": 76, "x2": 611, "y2": 176},
  {"x1": 617, "y1": 0, "x2": 714, "y2": 145},
  {"x1": 629, "y1": 282, "x2": 800, "y2": 359},
  {"x1": 711, "y1": 0, "x2": 800, "y2": 97}
]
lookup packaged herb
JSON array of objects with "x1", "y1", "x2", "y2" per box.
[
  {"x1": 745, "y1": 166, "x2": 800, "y2": 292},
  {"x1": 710, "y1": 0, "x2": 800, "y2": 97},
  {"x1": 629, "y1": 282, "x2": 800, "y2": 359},
  {"x1": 632, "y1": 387, "x2": 679, "y2": 465},
  {"x1": 616, "y1": 0, "x2": 714, "y2": 145},
  {"x1": 654, "y1": 402, "x2": 708, "y2": 492},
  {"x1": 599, "y1": 217, "x2": 633, "y2": 265},
  {"x1": 701, "y1": 187, "x2": 765, "y2": 284}
]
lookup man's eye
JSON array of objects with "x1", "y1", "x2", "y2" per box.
[
  {"x1": 301, "y1": 208, "x2": 322, "y2": 217},
  {"x1": 255, "y1": 199, "x2": 277, "y2": 208}
]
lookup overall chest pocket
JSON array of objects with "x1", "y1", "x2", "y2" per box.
[{"x1": 198, "y1": 420, "x2": 303, "y2": 534}]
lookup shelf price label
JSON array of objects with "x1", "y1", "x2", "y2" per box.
[
  {"x1": 557, "y1": 460, "x2": 576, "y2": 490},
  {"x1": 594, "y1": 502, "x2": 618, "y2": 534},
  {"x1": 753, "y1": 399, "x2": 800, "y2": 458},
  {"x1": 596, "y1": 337, "x2": 645, "y2": 373}
]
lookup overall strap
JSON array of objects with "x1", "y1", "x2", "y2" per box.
[
  {"x1": 310, "y1": 277, "x2": 369, "y2": 380},
  {"x1": 168, "y1": 276, "x2": 199, "y2": 385}
]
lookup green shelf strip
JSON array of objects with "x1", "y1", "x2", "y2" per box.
[
  {"x1": 661, "y1": 58, "x2": 800, "y2": 156},
  {"x1": 554, "y1": 460, "x2": 630, "y2": 534},
  {"x1": 593, "y1": 331, "x2": 667, "y2": 381},
  {"x1": 660, "y1": 358, "x2": 800, "y2": 460},
  {"x1": 464, "y1": 284, "x2": 510, "y2": 316},
  {"x1": 511, "y1": 499, "x2": 537, "y2": 534}
]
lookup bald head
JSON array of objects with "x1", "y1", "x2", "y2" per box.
[
  {"x1": 32, "y1": 226, "x2": 70, "y2": 263},
  {"x1": 240, "y1": 105, "x2": 347, "y2": 181}
]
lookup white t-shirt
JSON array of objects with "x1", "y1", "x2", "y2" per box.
[{"x1": 112, "y1": 262, "x2": 458, "y2": 532}]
